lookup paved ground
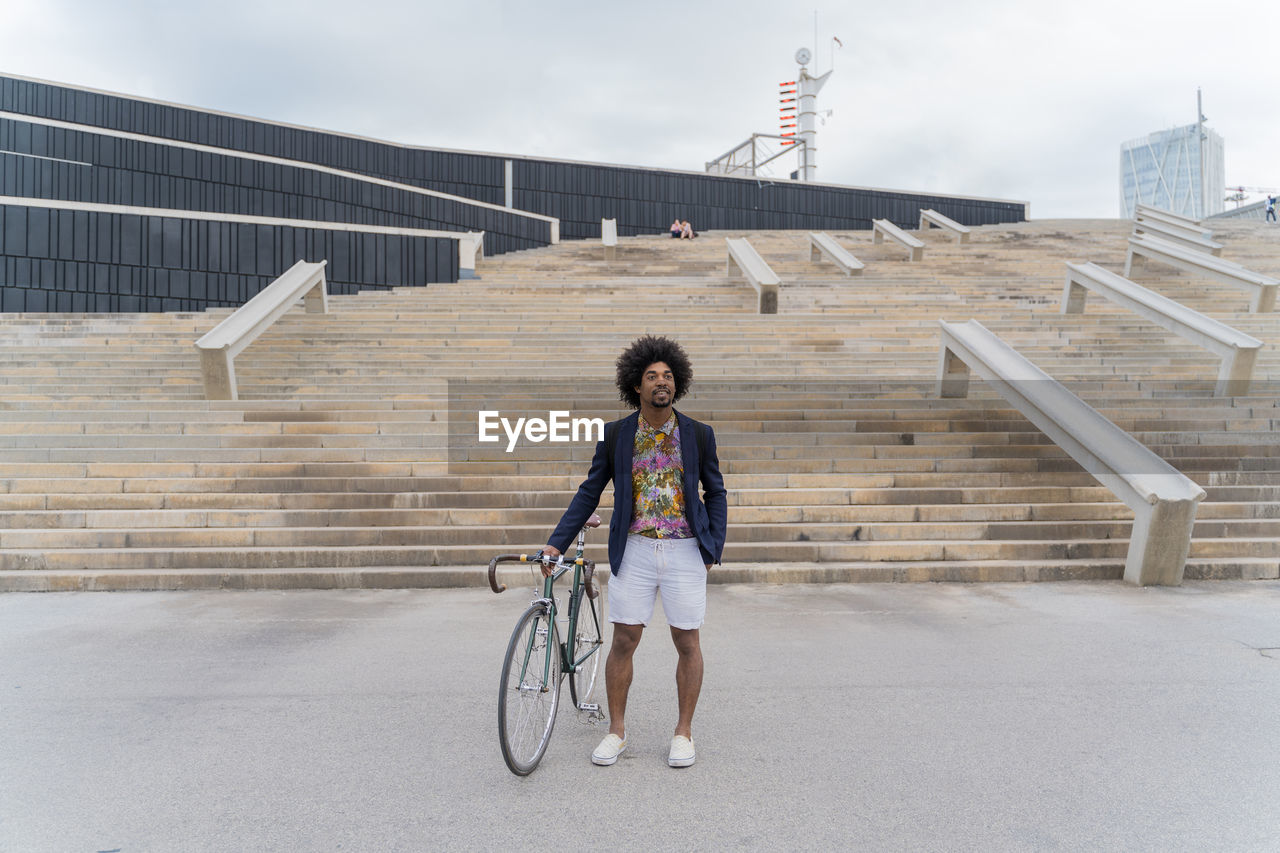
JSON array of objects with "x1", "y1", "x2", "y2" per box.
[{"x1": 1, "y1": 580, "x2": 1277, "y2": 852}]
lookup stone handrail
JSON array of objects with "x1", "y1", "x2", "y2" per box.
[
  {"x1": 726, "y1": 237, "x2": 780, "y2": 314},
  {"x1": 937, "y1": 318, "x2": 1205, "y2": 585},
  {"x1": 872, "y1": 219, "x2": 924, "y2": 261},
  {"x1": 1131, "y1": 219, "x2": 1223, "y2": 256},
  {"x1": 195, "y1": 260, "x2": 328, "y2": 400},
  {"x1": 806, "y1": 232, "x2": 863, "y2": 276},
  {"x1": 1135, "y1": 203, "x2": 1206, "y2": 234},
  {"x1": 1125, "y1": 233, "x2": 1278, "y2": 312},
  {"x1": 918, "y1": 209, "x2": 971, "y2": 243},
  {"x1": 1062, "y1": 262, "x2": 1263, "y2": 396}
]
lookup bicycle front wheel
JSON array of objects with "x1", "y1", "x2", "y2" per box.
[
  {"x1": 498, "y1": 603, "x2": 562, "y2": 775},
  {"x1": 569, "y1": 581, "x2": 607, "y2": 708}
]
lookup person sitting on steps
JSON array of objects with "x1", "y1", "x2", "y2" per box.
[{"x1": 670, "y1": 218, "x2": 684, "y2": 238}]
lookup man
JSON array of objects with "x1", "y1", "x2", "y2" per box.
[
  {"x1": 1266, "y1": 195, "x2": 1276, "y2": 223},
  {"x1": 542, "y1": 335, "x2": 727, "y2": 769}
]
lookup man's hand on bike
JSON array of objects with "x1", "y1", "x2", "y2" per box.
[{"x1": 539, "y1": 545, "x2": 562, "y2": 577}]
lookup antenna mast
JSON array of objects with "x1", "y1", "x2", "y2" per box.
[{"x1": 795, "y1": 47, "x2": 831, "y2": 182}]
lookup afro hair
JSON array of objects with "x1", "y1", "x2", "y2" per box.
[{"x1": 615, "y1": 335, "x2": 693, "y2": 409}]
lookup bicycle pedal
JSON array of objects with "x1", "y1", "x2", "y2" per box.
[{"x1": 576, "y1": 703, "x2": 606, "y2": 725}]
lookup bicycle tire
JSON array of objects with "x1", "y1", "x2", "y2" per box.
[
  {"x1": 568, "y1": 582, "x2": 607, "y2": 708},
  {"x1": 498, "y1": 603, "x2": 562, "y2": 775}
]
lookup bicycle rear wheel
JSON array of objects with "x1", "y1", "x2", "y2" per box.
[
  {"x1": 498, "y1": 603, "x2": 562, "y2": 775},
  {"x1": 568, "y1": 582, "x2": 607, "y2": 708}
]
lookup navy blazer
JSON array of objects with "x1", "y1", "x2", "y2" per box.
[{"x1": 548, "y1": 410, "x2": 727, "y2": 574}]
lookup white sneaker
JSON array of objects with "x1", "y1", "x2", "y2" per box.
[
  {"x1": 592, "y1": 733, "x2": 626, "y2": 766},
  {"x1": 668, "y1": 735, "x2": 695, "y2": 768}
]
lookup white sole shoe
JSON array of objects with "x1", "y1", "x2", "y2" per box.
[
  {"x1": 668, "y1": 735, "x2": 695, "y2": 767},
  {"x1": 592, "y1": 733, "x2": 626, "y2": 766}
]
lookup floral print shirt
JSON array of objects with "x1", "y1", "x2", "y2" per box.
[{"x1": 628, "y1": 413, "x2": 694, "y2": 539}]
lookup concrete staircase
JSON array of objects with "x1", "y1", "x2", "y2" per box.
[{"x1": 1, "y1": 219, "x2": 1277, "y2": 588}]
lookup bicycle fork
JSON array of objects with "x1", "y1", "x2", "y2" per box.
[{"x1": 518, "y1": 602, "x2": 556, "y2": 694}]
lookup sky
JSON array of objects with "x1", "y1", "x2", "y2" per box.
[{"x1": 1, "y1": 0, "x2": 1277, "y2": 218}]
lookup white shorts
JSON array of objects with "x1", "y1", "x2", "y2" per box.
[{"x1": 608, "y1": 534, "x2": 707, "y2": 630}]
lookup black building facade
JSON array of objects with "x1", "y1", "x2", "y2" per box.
[{"x1": 0, "y1": 74, "x2": 1027, "y2": 312}]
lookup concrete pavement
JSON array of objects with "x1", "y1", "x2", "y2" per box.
[{"x1": 1, "y1": 581, "x2": 1278, "y2": 851}]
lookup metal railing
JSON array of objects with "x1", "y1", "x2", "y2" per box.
[{"x1": 705, "y1": 134, "x2": 807, "y2": 178}]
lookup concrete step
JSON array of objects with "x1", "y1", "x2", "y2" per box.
[
  {"x1": 3, "y1": 219, "x2": 1278, "y2": 586},
  {"x1": 3, "y1": 537, "x2": 1278, "y2": 572},
  {"x1": 12, "y1": 499, "x2": 1272, "y2": 530},
  {"x1": 5, "y1": 517, "x2": 1280, "y2": 550}
]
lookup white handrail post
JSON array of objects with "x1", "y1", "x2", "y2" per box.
[
  {"x1": 1126, "y1": 497, "x2": 1199, "y2": 586},
  {"x1": 200, "y1": 347, "x2": 237, "y2": 401},
  {"x1": 601, "y1": 218, "x2": 618, "y2": 261},
  {"x1": 1250, "y1": 287, "x2": 1276, "y2": 313},
  {"x1": 937, "y1": 344, "x2": 971, "y2": 398},
  {"x1": 458, "y1": 232, "x2": 484, "y2": 273},
  {"x1": 1060, "y1": 273, "x2": 1089, "y2": 314},
  {"x1": 1218, "y1": 347, "x2": 1258, "y2": 397},
  {"x1": 303, "y1": 269, "x2": 329, "y2": 314},
  {"x1": 759, "y1": 286, "x2": 777, "y2": 314}
]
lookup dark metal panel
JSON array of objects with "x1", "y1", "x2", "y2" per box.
[
  {"x1": 25, "y1": 206, "x2": 49, "y2": 258},
  {"x1": 3, "y1": 204, "x2": 27, "y2": 255},
  {"x1": 235, "y1": 223, "x2": 256, "y2": 273}
]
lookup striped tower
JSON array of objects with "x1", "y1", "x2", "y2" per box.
[{"x1": 796, "y1": 62, "x2": 832, "y2": 182}]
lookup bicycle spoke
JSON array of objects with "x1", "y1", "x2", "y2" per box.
[
  {"x1": 498, "y1": 604, "x2": 560, "y2": 775},
  {"x1": 568, "y1": 584, "x2": 607, "y2": 709}
]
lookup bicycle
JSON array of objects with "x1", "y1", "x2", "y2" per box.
[{"x1": 487, "y1": 513, "x2": 608, "y2": 776}]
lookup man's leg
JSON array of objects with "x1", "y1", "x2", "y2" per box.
[
  {"x1": 670, "y1": 626, "x2": 703, "y2": 738},
  {"x1": 605, "y1": 623, "x2": 644, "y2": 738}
]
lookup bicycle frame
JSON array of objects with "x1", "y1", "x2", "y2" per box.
[{"x1": 490, "y1": 521, "x2": 604, "y2": 688}]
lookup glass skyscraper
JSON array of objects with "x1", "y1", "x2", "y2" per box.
[{"x1": 1119, "y1": 123, "x2": 1225, "y2": 219}]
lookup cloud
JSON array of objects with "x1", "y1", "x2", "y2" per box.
[{"x1": 2, "y1": 0, "x2": 1277, "y2": 217}]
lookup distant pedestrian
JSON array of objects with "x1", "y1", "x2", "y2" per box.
[{"x1": 1267, "y1": 195, "x2": 1276, "y2": 223}]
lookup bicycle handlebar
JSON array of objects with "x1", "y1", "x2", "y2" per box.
[
  {"x1": 487, "y1": 551, "x2": 599, "y2": 596},
  {"x1": 488, "y1": 516, "x2": 602, "y2": 594},
  {"x1": 487, "y1": 553, "x2": 532, "y2": 594}
]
